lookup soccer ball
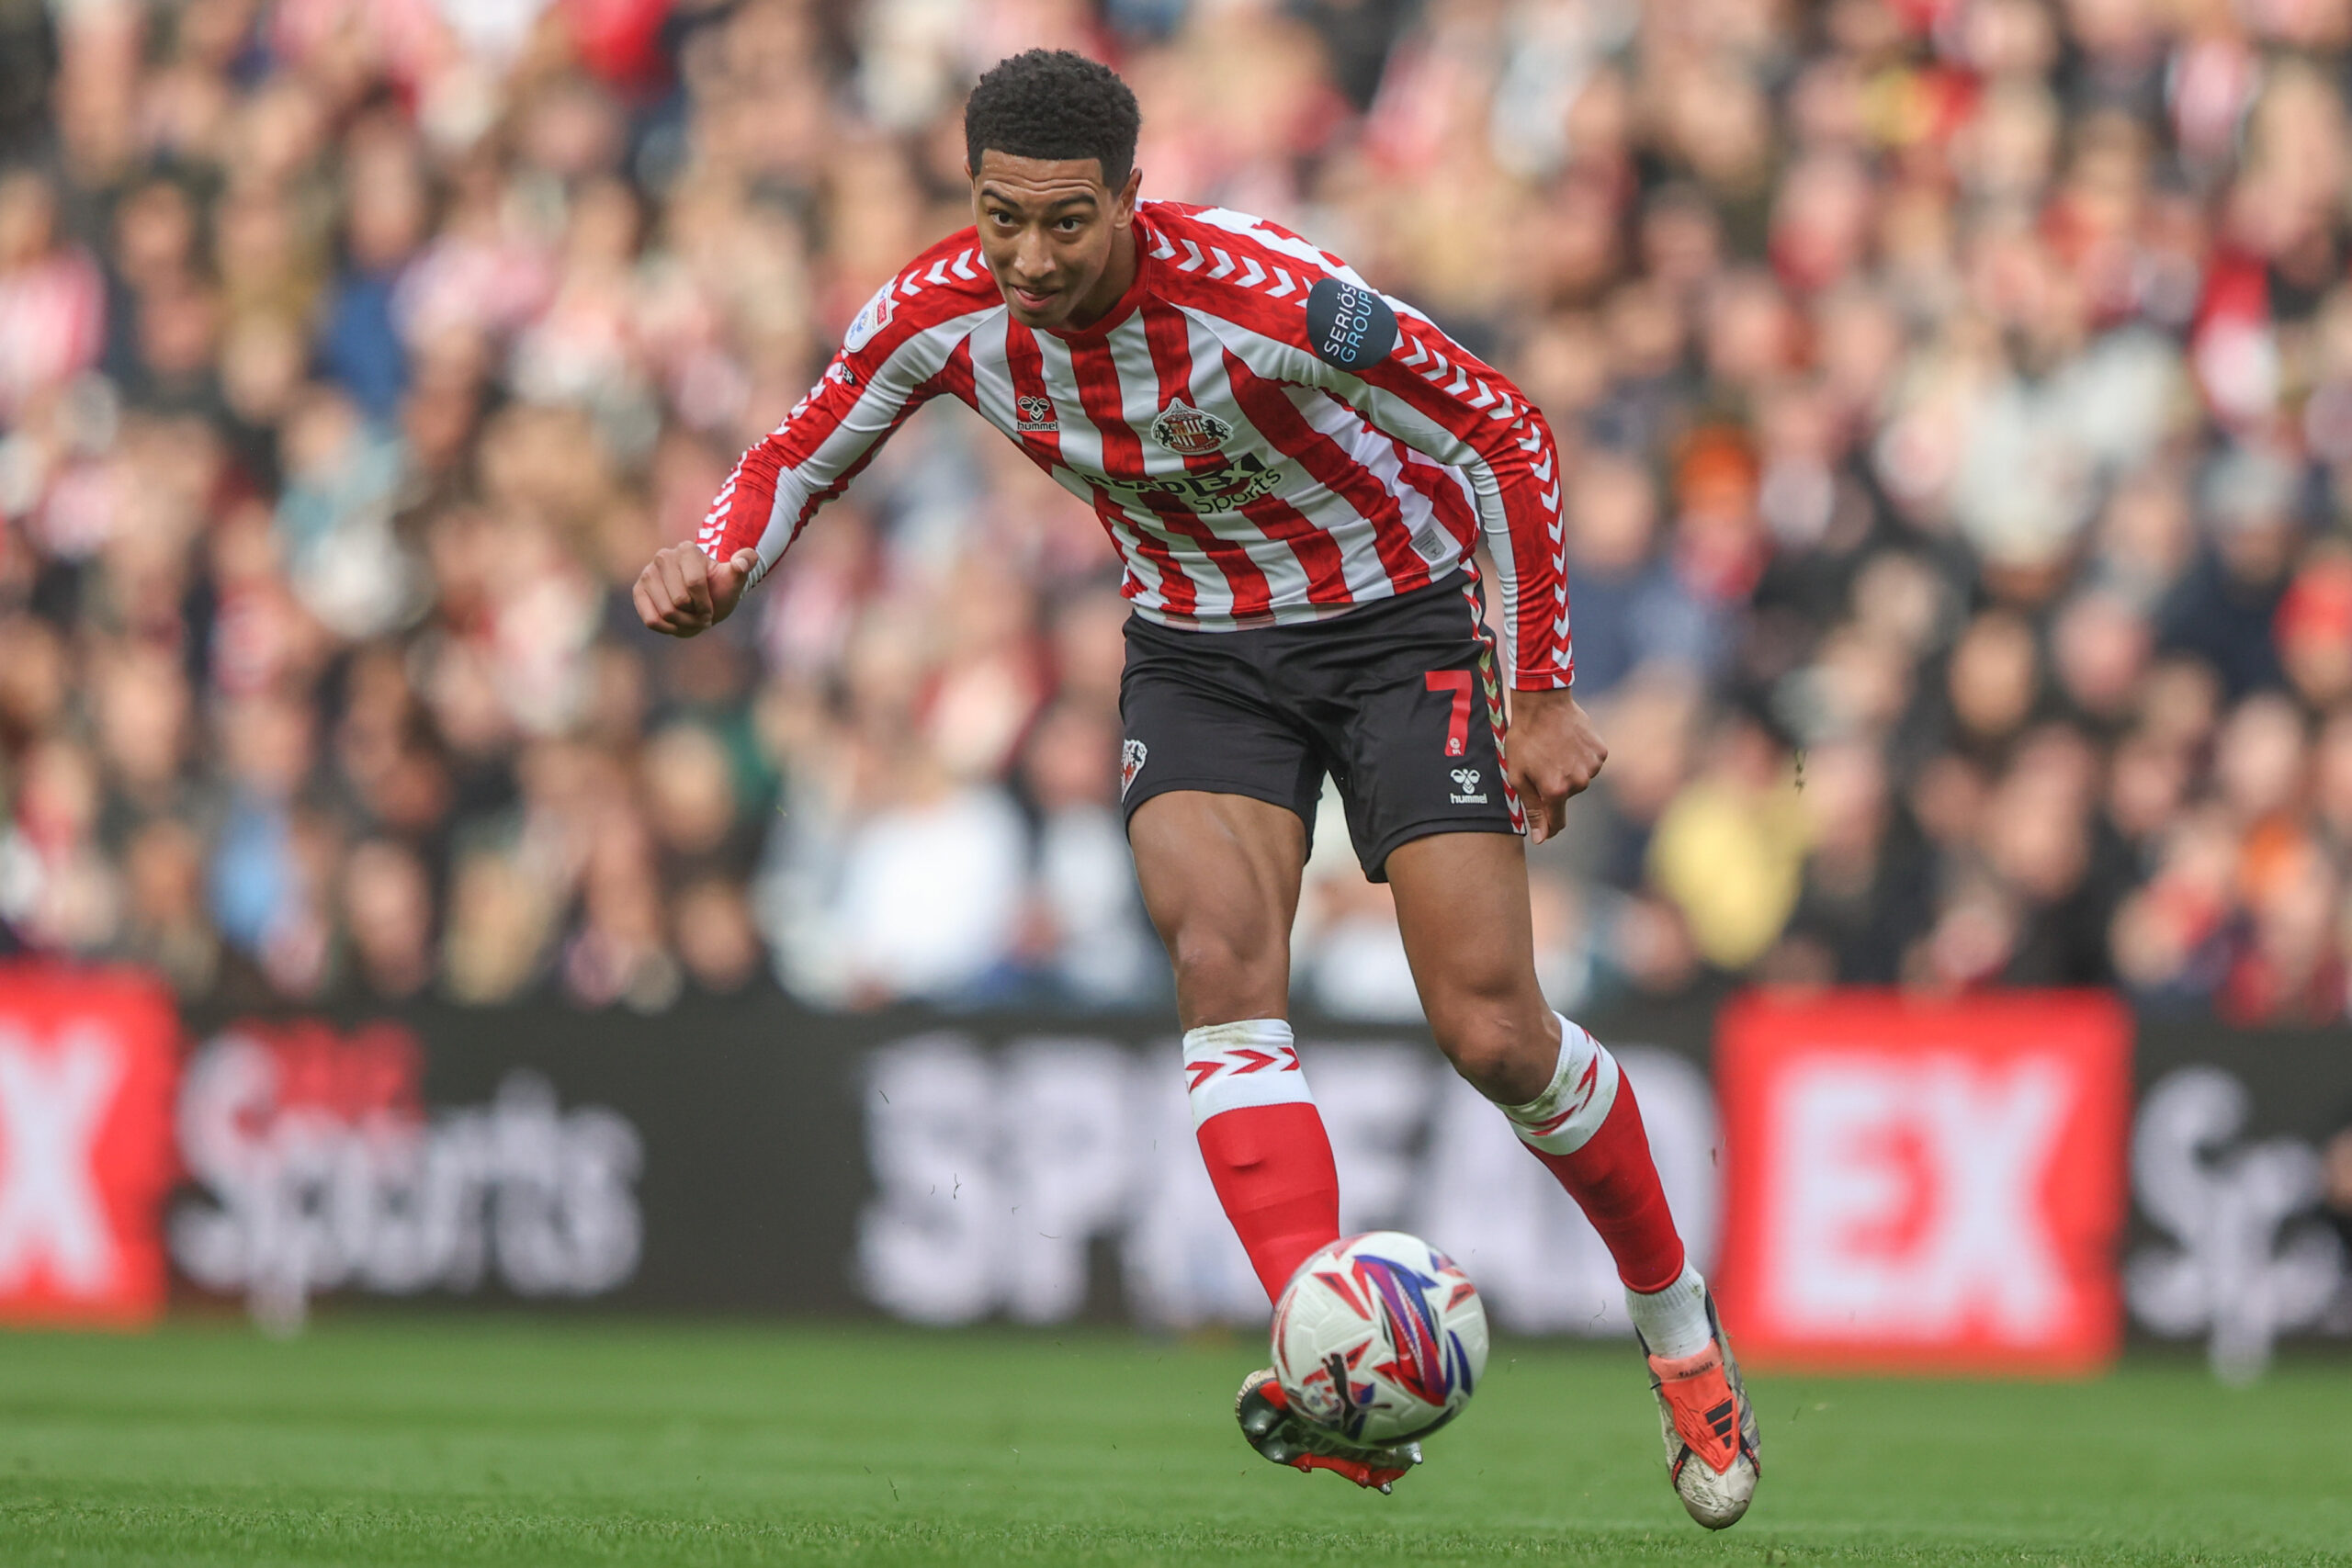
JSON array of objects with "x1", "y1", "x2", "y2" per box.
[{"x1": 1270, "y1": 1231, "x2": 1488, "y2": 1445}]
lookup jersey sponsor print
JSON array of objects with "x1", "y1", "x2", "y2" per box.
[{"x1": 698, "y1": 203, "x2": 1574, "y2": 691}]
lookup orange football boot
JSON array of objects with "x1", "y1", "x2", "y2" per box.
[{"x1": 1642, "y1": 1294, "x2": 1761, "y2": 1529}]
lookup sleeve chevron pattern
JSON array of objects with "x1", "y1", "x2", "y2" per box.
[
  {"x1": 1324, "y1": 313, "x2": 1573, "y2": 691},
  {"x1": 695, "y1": 238, "x2": 991, "y2": 586}
]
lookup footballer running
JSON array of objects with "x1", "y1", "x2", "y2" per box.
[{"x1": 635, "y1": 50, "x2": 1760, "y2": 1529}]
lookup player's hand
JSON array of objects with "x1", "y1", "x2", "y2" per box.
[
  {"x1": 1504, "y1": 687, "x2": 1606, "y2": 845},
  {"x1": 634, "y1": 543, "x2": 759, "y2": 637}
]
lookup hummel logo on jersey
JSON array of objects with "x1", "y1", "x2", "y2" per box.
[
  {"x1": 1016, "y1": 394, "x2": 1057, "y2": 434},
  {"x1": 1121, "y1": 739, "x2": 1148, "y2": 798},
  {"x1": 1449, "y1": 767, "x2": 1487, "y2": 805},
  {"x1": 1150, "y1": 399, "x2": 1232, "y2": 455}
]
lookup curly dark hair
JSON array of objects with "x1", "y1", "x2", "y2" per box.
[{"x1": 963, "y1": 50, "x2": 1141, "y2": 188}]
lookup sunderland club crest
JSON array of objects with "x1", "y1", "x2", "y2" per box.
[
  {"x1": 1149, "y1": 399, "x2": 1232, "y2": 456},
  {"x1": 1121, "y1": 739, "x2": 1148, "y2": 798}
]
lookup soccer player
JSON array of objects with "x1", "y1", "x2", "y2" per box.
[{"x1": 635, "y1": 50, "x2": 1760, "y2": 1529}]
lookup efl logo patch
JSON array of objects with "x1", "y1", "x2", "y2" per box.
[
  {"x1": 842, "y1": 281, "x2": 897, "y2": 353},
  {"x1": 1016, "y1": 394, "x2": 1057, "y2": 434},
  {"x1": 1149, "y1": 400, "x2": 1232, "y2": 456},
  {"x1": 1121, "y1": 739, "x2": 1148, "y2": 798}
]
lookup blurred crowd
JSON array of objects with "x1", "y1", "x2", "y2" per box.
[{"x1": 1, "y1": 0, "x2": 2349, "y2": 1023}]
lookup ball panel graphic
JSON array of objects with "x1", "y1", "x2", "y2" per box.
[{"x1": 1271, "y1": 1231, "x2": 1488, "y2": 1444}]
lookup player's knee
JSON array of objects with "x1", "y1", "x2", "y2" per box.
[
  {"x1": 1430, "y1": 998, "x2": 1553, "y2": 1103},
  {"x1": 1167, "y1": 921, "x2": 1284, "y2": 1017}
]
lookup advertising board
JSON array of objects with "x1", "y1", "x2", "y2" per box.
[
  {"x1": 0, "y1": 964, "x2": 2335, "y2": 1374},
  {"x1": 1712, "y1": 990, "x2": 2133, "y2": 1374},
  {"x1": 0, "y1": 966, "x2": 178, "y2": 1325}
]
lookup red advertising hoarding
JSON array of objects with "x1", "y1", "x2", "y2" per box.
[
  {"x1": 1713, "y1": 990, "x2": 2132, "y2": 1375},
  {"x1": 0, "y1": 967, "x2": 178, "y2": 1325}
]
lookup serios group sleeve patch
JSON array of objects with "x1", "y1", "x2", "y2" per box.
[{"x1": 1306, "y1": 276, "x2": 1399, "y2": 370}]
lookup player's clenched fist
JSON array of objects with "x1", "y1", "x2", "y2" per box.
[
  {"x1": 1502, "y1": 687, "x2": 1607, "y2": 846},
  {"x1": 633, "y1": 543, "x2": 760, "y2": 637}
]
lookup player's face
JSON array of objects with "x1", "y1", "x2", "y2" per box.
[{"x1": 970, "y1": 151, "x2": 1142, "y2": 331}]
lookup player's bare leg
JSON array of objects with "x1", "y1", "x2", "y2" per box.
[
  {"x1": 1129, "y1": 789, "x2": 1302, "y2": 1032},
  {"x1": 1130, "y1": 789, "x2": 1418, "y2": 1491},
  {"x1": 1129, "y1": 790, "x2": 1341, "y2": 1300},
  {"x1": 1386, "y1": 830, "x2": 1761, "y2": 1528},
  {"x1": 1383, "y1": 831, "x2": 1555, "y2": 1102}
]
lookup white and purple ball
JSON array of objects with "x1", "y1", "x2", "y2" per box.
[{"x1": 1270, "y1": 1231, "x2": 1489, "y2": 1445}]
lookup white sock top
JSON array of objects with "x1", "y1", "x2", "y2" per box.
[
  {"x1": 1625, "y1": 1259, "x2": 1713, "y2": 1361},
  {"x1": 1498, "y1": 1013, "x2": 1621, "y2": 1156},
  {"x1": 1181, "y1": 1018, "x2": 1313, "y2": 1128}
]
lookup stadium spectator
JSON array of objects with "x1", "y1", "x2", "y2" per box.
[{"x1": 0, "y1": 0, "x2": 2346, "y2": 1025}]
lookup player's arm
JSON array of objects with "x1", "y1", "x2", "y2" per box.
[
  {"x1": 1301, "y1": 281, "x2": 1603, "y2": 840},
  {"x1": 637, "y1": 279, "x2": 967, "y2": 637}
]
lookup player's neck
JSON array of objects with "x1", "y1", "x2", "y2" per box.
[{"x1": 1060, "y1": 226, "x2": 1139, "y2": 332}]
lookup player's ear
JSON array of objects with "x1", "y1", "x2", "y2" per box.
[{"x1": 1113, "y1": 164, "x2": 1141, "y2": 224}]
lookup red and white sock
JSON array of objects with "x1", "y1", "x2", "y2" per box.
[
  {"x1": 1498, "y1": 1013, "x2": 1713, "y2": 1359},
  {"x1": 1184, "y1": 1019, "x2": 1341, "y2": 1303}
]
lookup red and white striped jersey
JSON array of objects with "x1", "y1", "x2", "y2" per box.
[{"x1": 699, "y1": 201, "x2": 1572, "y2": 689}]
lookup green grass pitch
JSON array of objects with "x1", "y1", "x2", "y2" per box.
[{"x1": 0, "y1": 1319, "x2": 2346, "y2": 1566}]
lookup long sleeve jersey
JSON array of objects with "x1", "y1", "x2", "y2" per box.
[{"x1": 698, "y1": 201, "x2": 1573, "y2": 689}]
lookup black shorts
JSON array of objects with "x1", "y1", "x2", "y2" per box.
[{"x1": 1118, "y1": 573, "x2": 1524, "y2": 882}]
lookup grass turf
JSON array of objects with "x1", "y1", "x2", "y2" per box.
[{"x1": 0, "y1": 1319, "x2": 2344, "y2": 1566}]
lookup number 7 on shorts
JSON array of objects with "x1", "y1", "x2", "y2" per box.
[{"x1": 1424, "y1": 670, "x2": 1472, "y2": 757}]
